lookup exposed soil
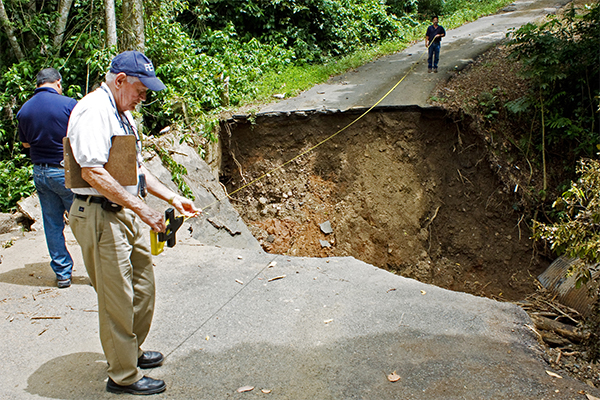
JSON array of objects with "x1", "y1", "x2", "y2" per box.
[
  {"x1": 220, "y1": 106, "x2": 546, "y2": 302},
  {"x1": 219, "y1": 37, "x2": 599, "y2": 388}
]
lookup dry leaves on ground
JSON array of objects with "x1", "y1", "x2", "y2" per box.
[{"x1": 387, "y1": 371, "x2": 401, "y2": 382}]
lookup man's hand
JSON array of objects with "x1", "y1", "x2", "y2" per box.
[
  {"x1": 171, "y1": 195, "x2": 201, "y2": 218},
  {"x1": 139, "y1": 206, "x2": 167, "y2": 233}
]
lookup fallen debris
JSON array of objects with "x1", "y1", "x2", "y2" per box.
[
  {"x1": 319, "y1": 221, "x2": 333, "y2": 234},
  {"x1": 546, "y1": 371, "x2": 563, "y2": 379},
  {"x1": 530, "y1": 314, "x2": 588, "y2": 343},
  {"x1": 516, "y1": 288, "x2": 600, "y2": 388},
  {"x1": 387, "y1": 371, "x2": 401, "y2": 382}
]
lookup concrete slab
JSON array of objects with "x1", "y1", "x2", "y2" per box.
[{"x1": 1, "y1": 229, "x2": 598, "y2": 399}]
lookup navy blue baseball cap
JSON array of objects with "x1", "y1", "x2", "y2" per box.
[{"x1": 110, "y1": 51, "x2": 166, "y2": 91}]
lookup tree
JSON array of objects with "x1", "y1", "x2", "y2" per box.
[
  {"x1": 121, "y1": 0, "x2": 145, "y2": 51},
  {"x1": 105, "y1": 0, "x2": 118, "y2": 48},
  {"x1": 53, "y1": 0, "x2": 75, "y2": 51},
  {"x1": 0, "y1": 0, "x2": 24, "y2": 61}
]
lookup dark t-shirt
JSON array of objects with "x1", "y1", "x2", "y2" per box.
[
  {"x1": 426, "y1": 24, "x2": 446, "y2": 44},
  {"x1": 17, "y1": 87, "x2": 77, "y2": 164}
]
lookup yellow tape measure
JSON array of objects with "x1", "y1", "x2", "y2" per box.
[{"x1": 150, "y1": 208, "x2": 194, "y2": 255}]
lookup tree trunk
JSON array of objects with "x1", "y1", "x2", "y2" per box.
[
  {"x1": 0, "y1": 0, "x2": 25, "y2": 61},
  {"x1": 53, "y1": 0, "x2": 74, "y2": 51},
  {"x1": 105, "y1": 0, "x2": 117, "y2": 48},
  {"x1": 121, "y1": 0, "x2": 145, "y2": 52}
]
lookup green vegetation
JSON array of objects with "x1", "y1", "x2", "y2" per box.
[
  {"x1": 0, "y1": 0, "x2": 513, "y2": 211},
  {"x1": 507, "y1": 3, "x2": 600, "y2": 360},
  {"x1": 153, "y1": 145, "x2": 195, "y2": 200},
  {"x1": 0, "y1": 153, "x2": 35, "y2": 211},
  {"x1": 508, "y1": 3, "x2": 599, "y2": 192},
  {"x1": 533, "y1": 158, "x2": 600, "y2": 360}
]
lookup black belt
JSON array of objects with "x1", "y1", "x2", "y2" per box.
[
  {"x1": 75, "y1": 194, "x2": 123, "y2": 212},
  {"x1": 34, "y1": 163, "x2": 63, "y2": 168},
  {"x1": 75, "y1": 194, "x2": 104, "y2": 203}
]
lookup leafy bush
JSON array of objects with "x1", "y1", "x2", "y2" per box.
[
  {"x1": 533, "y1": 158, "x2": 600, "y2": 360},
  {"x1": 418, "y1": 0, "x2": 445, "y2": 17},
  {"x1": 534, "y1": 159, "x2": 600, "y2": 269},
  {"x1": 508, "y1": 4, "x2": 600, "y2": 166},
  {"x1": 180, "y1": 0, "x2": 404, "y2": 62},
  {"x1": 386, "y1": 0, "x2": 418, "y2": 16},
  {"x1": 0, "y1": 154, "x2": 35, "y2": 211}
]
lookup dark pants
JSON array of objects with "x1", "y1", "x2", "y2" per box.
[{"x1": 428, "y1": 42, "x2": 441, "y2": 69}]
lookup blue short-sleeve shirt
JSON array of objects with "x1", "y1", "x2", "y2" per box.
[{"x1": 17, "y1": 87, "x2": 78, "y2": 164}]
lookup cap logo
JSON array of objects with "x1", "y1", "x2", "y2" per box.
[{"x1": 144, "y1": 63, "x2": 154, "y2": 72}]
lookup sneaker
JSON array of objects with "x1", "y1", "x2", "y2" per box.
[
  {"x1": 428, "y1": 68, "x2": 432, "y2": 73},
  {"x1": 57, "y1": 278, "x2": 71, "y2": 288},
  {"x1": 434, "y1": 68, "x2": 438, "y2": 73}
]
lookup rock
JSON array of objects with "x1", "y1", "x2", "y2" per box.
[
  {"x1": 320, "y1": 221, "x2": 333, "y2": 235},
  {"x1": 17, "y1": 193, "x2": 42, "y2": 231},
  {"x1": 0, "y1": 213, "x2": 17, "y2": 234},
  {"x1": 144, "y1": 134, "x2": 262, "y2": 251},
  {"x1": 319, "y1": 240, "x2": 331, "y2": 248}
]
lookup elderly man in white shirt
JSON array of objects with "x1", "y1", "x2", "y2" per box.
[{"x1": 68, "y1": 51, "x2": 199, "y2": 396}]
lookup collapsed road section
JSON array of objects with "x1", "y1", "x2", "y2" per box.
[{"x1": 219, "y1": 106, "x2": 544, "y2": 301}]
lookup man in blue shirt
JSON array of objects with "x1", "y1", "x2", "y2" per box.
[
  {"x1": 425, "y1": 16, "x2": 446, "y2": 73},
  {"x1": 17, "y1": 68, "x2": 77, "y2": 288}
]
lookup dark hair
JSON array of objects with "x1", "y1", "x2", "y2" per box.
[
  {"x1": 432, "y1": 15, "x2": 439, "y2": 21},
  {"x1": 36, "y1": 68, "x2": 61, "y2": 87}
]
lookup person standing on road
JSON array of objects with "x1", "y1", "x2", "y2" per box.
[
  {"x1": 67, "y1": 51, "x2": 199, "y2": 395},
  {"x1": 425, "y1": 16, "x2": 446, "y2": 73},
  {"x1": 17, "y1": 68, "x2": 77, "y2": 289}
]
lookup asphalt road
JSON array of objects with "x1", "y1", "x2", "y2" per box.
[{"x1": 259, "y1": 0, "x2": 572, "y2": 114}]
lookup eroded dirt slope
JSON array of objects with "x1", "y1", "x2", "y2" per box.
[{"x1": 220, "y1": 108, "x2": 545, "y2": 301}]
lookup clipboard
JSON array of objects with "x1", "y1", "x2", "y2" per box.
[{"x1": 63, "y1": 136, "x2": 138, "y2": 189}]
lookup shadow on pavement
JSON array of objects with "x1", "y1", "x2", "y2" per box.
[
  {"x1": 0, "y1": 262, "x2": 89, "y2": 287},
  {"x1": 161, "y1": 331, "x2": 581, "y2": 399},
  {"x1": 26, "y1": 352, "x2": 107, "y2": 399}
]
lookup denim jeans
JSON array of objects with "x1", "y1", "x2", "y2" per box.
[
  {"x1": 428, "y1": 42, "x2": 441, "y2": 69},
  {"x1": 33, "y1": 165, "x2": 74, "y2": 280}
]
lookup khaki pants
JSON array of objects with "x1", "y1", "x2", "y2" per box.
[{"x1": 70, "y1": 198, "x2": 155, "y2": 385}]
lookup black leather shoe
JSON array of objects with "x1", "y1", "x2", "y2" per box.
[
  {"x1": 106, "y1": 376, "x2": 166, "y2": 395},
  {"x1": 138, "y1": 351, "x2": 164, "y2": 369}
]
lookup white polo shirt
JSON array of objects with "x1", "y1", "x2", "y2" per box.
[{"x1": 67, "y1": 82, "x2": 140, "y2": 196}]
